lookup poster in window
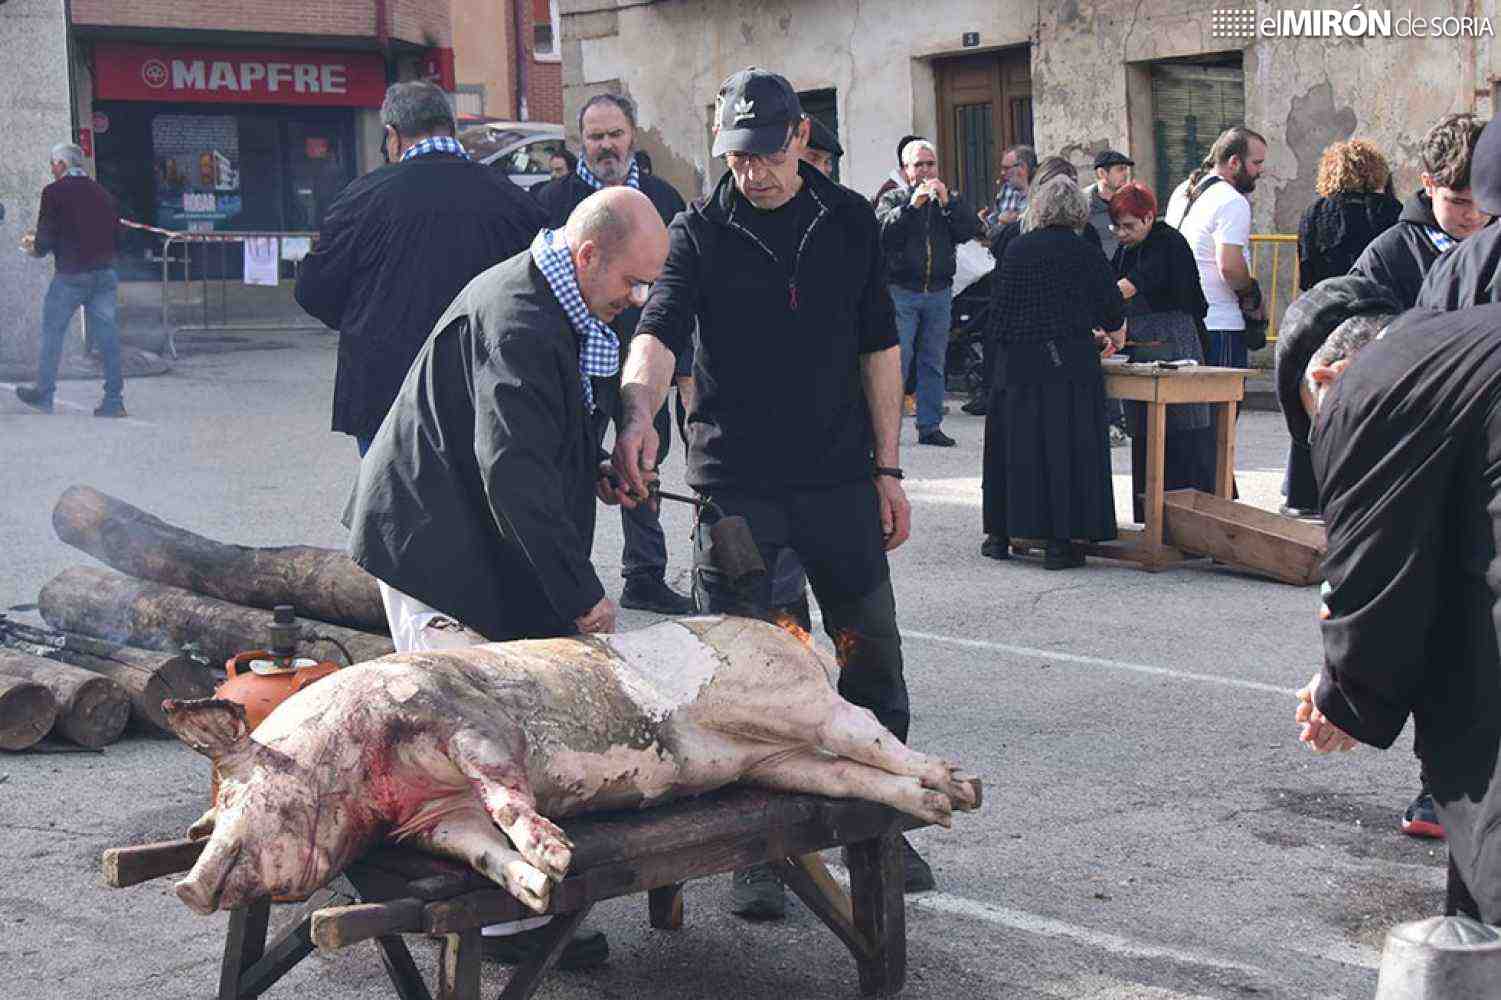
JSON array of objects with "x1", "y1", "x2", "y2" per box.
[{"x1": 151, "y1": 114, "x2": 244, "y2": 230}]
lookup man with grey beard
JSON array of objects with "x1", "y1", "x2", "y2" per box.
[{"x1": 535, "y1": 94, "x2": 694, "y2": 617}]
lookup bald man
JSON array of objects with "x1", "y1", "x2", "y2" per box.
[{"x1": 346, "y1": 187, "x2": 667, "y2": 966}]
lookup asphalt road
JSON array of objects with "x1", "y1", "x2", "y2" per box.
[{"x1": 0, "y1": 332, "x2": 1437, "y2": 1000}]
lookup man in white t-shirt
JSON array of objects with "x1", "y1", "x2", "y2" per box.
[{"x1": 1165, "y1": 126, "x2": 1268, "y2": 368}]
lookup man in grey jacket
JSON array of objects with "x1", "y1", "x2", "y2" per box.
[{"x1": 1082, "y1": 149, "x2": 1134, "y2": 261}]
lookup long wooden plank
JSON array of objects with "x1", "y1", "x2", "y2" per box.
[
  {"x1": 311, "y1": 899, "x2": 425, "y2": 951},
  {"x1": 103, "y1": 837, "x2": 207, "y2": 888},
  {"x1": 237, "y1": 890, "x2": 336, "y2": 999}
]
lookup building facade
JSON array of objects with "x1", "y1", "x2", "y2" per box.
[
  {"x1": 451, "y1": 0, "x2": 564, "y2": 124},
  {"x1": 559, "y1": 0, "x2": 1498, "y2": 239},
  {"x1": 67, "y1": 0, "x2": 452, "y2": 275}
]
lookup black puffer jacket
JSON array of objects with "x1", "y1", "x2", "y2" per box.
[
  {"x1": 1348, "y1": 191, "x2": 1447, "y2": 309},
  {"x1": 874, "y1": 185, "x2": 982, "y2": 292},
  {"x1": 1297, "y1": 191, "x2": 1401, "y2": 290}
]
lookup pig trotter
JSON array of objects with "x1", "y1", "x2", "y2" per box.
[
  {"x1": 745, "y1": 751, "x2": 955, "y2": 828},
  {"x1": 410, "y1": 808, "x2": 555, "y2": 914},
  {"x1": 448, "y1": 729, "x2": 574, "y2": 884},
  {"x1": 187, "y1": 805, "x2": 217, "y2": 840}
]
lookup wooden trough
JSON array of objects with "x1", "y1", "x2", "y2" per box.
[{"x1": 1162, "y1": 490, "x2": 1326, "y2": 586}]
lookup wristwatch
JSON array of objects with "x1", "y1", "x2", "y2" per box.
[{"x1": 873, "y1": 466, "x2": 904, "y2": 480}]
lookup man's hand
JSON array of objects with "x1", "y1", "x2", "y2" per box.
[
  {"x1": 874, "y1": 475, "x2": 911, "y2": 551},
  {"x1": 1295, "y1": 672, "x2": 1358, "y2": 753},
  {"x1": 19, "y1": 230, "x2": 36, "y2": 255},
  {"x1": 910, "y1": 185, "x2": 931, "y2": 209},
  {"x1": 574, "y1": 596, "x2": 618, "y2": 635},
  {"x1": 611, "y1": 414, "x2": 661, "y2": 501},
  {"x1": 595, "y1": 462, "x2": 640, "y2": 508},
  {"x1": 996, "y1": 210, "x2": 1020, "y2": 226},
  {"x1": 1095, "y1": 330, "x2": 1118, "y2": 359},
  {"x1": 929, "y1": 180, "x2": 950, "y2": 206}
]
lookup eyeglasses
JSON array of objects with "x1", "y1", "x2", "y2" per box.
[{"x1": 725, "y1": 125, "x2": 797, "y2": 169}]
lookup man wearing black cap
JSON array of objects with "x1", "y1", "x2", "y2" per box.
[
  {"x1": 1415, "y1": 114, "x2": 1501, "y2": 309},
  {"x1": 802, "y1": 117, "x2": 842, "y2": 178},
  {"x1": 1084, "y1": 150, "x2": 1134, "y2": 260},
  {"x1": 1293, "y1": 302, "x2": 1501, "y2": 925},
  {"x1": 612, "y1": 68, "x2": 930, "y2": 918}
]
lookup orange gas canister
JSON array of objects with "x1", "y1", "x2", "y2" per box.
[{"x1": 214, "y1": 650, "x2": 339, "y2": 732}]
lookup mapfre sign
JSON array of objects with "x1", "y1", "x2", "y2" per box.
[{"x1": 94, "y1": 43, "x2": 385, "y2": 107}]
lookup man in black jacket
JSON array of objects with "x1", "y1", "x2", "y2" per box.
[
  {"x1": 1350, "y1": 113, "x2": 1488, "y2": 309},
  {"x1": 875, "y1": 138, "x2": 981, "y2": 447},
  {"x1": 295, "y1": 81, "x2": 546, "y2": 455},
  {"x1": 612, "y1": 69, "x2": 930, "y2": 918},
  {"x1": 534, "y1": 94, "x2": 693, "y2": 617},
  {"x1": 347, "y1": 186, "x2": 669, "y2": 967},
  {"x1": 1415, "y1": 114, "x2": 1501, "y2": 309},
  {"x1": 1295, "y1": 305, "x2": 1501, "y2": 925}
]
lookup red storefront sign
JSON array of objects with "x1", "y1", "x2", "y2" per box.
[{"x1": 93, "y1": 43, "x2": 386, "y2": 107}]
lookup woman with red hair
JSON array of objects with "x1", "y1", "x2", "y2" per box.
[{"x1": 1108, "y1": 181, "x2": 1216, "y2": 520}]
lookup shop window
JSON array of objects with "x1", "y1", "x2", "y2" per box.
[{"x1": 533, "y1": 0, "x2": 560, "y2": 61}]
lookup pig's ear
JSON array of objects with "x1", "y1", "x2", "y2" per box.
[{"x1": 163, "y1": 699, "x2": 250, "y2": 761}]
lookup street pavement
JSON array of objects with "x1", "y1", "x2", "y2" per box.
[{"x1": 0, "y1": 332, "x2": 1437, "y2": 1000}]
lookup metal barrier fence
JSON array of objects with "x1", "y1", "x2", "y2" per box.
[
  {"x1": 1248, "y1": 233, "x2": 1300, "y2": 346},
  {"x1": 136, "y1": 226, "x2": 326, "y2": 358}
]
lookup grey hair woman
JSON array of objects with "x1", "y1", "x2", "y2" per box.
[{"x1": 1021, "y1": 174, "x2": 1089, "y2": 234}]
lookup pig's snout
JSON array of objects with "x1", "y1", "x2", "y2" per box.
[{"x1": 175, "y1": 842, "x2": 242, "y2": 914}]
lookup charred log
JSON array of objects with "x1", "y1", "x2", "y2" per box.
[
  {"x1": 0, "y1": 676, "x2": 59, "y2": 751},
  {"x1": 0, "y1": 648, "x2": 129, "y2": 747},
  {"x1": 38, "y1": 566, "x2": 395, "y2": 669},
  {"x1": 52, "y1": 485, "x2": 386, "y2": 632}
]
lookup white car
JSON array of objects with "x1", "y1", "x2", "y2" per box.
[{"x1": 458, "y1": 122, "x2": 567, "y2": 190}]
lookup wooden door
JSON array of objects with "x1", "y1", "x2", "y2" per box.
[{"x1": 936, "y1": 47, "x2": 1032, "y2": 212}]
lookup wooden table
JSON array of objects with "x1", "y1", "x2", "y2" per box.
[
  {"x1": 1086, "y1": 364, "x2": 1254, "y2": 571},
  {"x1": 103, "y1": 781, "x2": 979, "y2": 1000}
]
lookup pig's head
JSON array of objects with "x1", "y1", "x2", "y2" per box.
[{"x1": 164, "y1": 698, "x2": 368, "y2": 914}]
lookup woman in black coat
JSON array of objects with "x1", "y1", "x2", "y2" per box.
[
  {"x1": 1297, "y1": 139, "x2": 1401, "y2": 291},
  {"x1": 1108, "y1": 181, "x2": 1215, "y2": 521},
  {"x1": 982, "y1": 175, "x2": 1125, "y2": 569}
]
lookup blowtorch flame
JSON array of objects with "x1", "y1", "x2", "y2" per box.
[
  {"x1": 832, "y1": 629, "x2": 859, "y2": 666},
  {"x1": 770, "y1": 611, "x2": 813, "y2": 649}
]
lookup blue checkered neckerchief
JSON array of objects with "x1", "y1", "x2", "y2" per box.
[
  {"x1": 576, "y1": 155, "x2": 639, "y2": 191},
  {"x1": 530, "y1": 228, "x2": 620, "y2": 414},
  {"x1": 64, "y1": 167, "x2": 90, "y2": 178},
  {"x1": 994, "y1": 183, "x2": 1027, "y2": 217},
  {"x1": 1427, "y1": 226, "x2": 1457, "y2": 254},
  {"x1": 401, "y1": 136, "x2": 471, "y2": 162}
]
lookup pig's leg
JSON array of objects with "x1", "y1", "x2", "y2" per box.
[
  {"x1": 447, "y1": 729, "x2": 573, "y2": 884},
  {"x1": 406, "y1": 807, "x2": 555, "y2": 914},
  {"x1": 812, "y1": 698, "x2": 977, "y2": 810},
  {"x1": 744, "y1": 749, "x2": 954, "y2": 828}
]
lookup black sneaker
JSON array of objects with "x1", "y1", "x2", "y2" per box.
[
  {"x1": 729, "y1": 863, "x2": 785, "y2": 920},
  {"x1": 15, "y1": 385, "x2": 53, "y2": 413},
  {"x1": 1043, "y1": 542, "x2": 1085, "y2": 570},
  {"x1": 1401, "y1": 792, "x2": 1445, "y2": 840},
  {"x1": 479, "y1": 922, "x2": 609, "y2": 970},
  {"x1": 918, "y1": 429, "x2": 956, "y2": 447},
  {"x1": 900, "y1": 836, "x2": 936, "y2": 893},
  {"x1": 980, "y1": 534, "x2": 1011, "y2": 560},
  {"x1": 619, "y1": 577, "x2": 694, "y2": 615},
  {"x1": 94, "y1": 400, "x2": 128, "y2": 419},
  {"x1": 960, "y1": 396, "x2": 988, "y2": 416}
]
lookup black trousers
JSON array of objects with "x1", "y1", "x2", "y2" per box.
[{"x1": 691, "y1": 480, "x2": 910, "y2": 742}]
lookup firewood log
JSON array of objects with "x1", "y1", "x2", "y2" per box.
[
  {"x1": 0, "y1": 649, "x2": 129, "y2": 748},
  {"x1": 38, "y1": 566, "x2": 395, "y2": 670},
  {"x1": 0, "y1": 676, "x2": 58, "y2": 751},
  {"x1": 52, "y1": 485, "x2": 386, "y2": 632}
]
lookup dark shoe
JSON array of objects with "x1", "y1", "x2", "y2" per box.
[
  {"x1": 901, "y1": 836, "x2": 936, "y2": 893},
  {"x1": 94, "y1": 400, "x2": 128, "y2": 419},
  {"x1": 730, "y1": 863, "x2": 786, "y2": 920},
  {"x1": 917, "y1": 428, "x2": 956, "y2": 447},
  {"x1": 619, "y1": 576, "x2": 694, "y2": 615},
  {"x1": 1401, "y1": 792, "x2": 1445, "y2": 840},
  {"x1": 1043, "y1": 542, "x2": 1085, "y2": 570},
  {"x1": 479, "y1": 922, "x2": 609, "y2": 970},
  {"x1": 960, "y1": 396, "x2": 987, "y2": 416},
  {"x1": 981, "y1": 534, "x2": 1012, "y2": 560},
  {"x1": 15, "y1": 385, "x2": 52, "y2": 413},
  {"x1": 1279, "y1": 504, "x2": 1322, "y2": 521}
]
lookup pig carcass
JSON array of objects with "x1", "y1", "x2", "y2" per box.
[{"x1": 165, "y1": 616, "x2": 975, "y2": 916}]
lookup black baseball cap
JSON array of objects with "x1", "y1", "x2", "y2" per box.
[
  {"x1": 1472, "y1": 116, "x2": 1501, "y2": 215},
  {"x1": 807, "y1": 117, "x2": 843, "y2": 157},
  {"x1": 1093, "y1": 150, "x2": 1135, "y2": 170},
  {"x1": 712, "y1": 68, "x2": 803, "y2": 157}
]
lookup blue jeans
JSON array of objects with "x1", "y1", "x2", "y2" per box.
[
  {"x1": 37, "y1": 269, "x2": 122, "y2": 405},
  {"x1": 1204, "y1": 329, "x2": 1249, "y2": 369},
  {"x1": 890, "y1": 285, "x2": 951, "y2": 433}
]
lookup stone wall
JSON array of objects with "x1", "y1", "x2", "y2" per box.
[{"x1": 0, "y1": 0, "x2": 76, "y2": 369}]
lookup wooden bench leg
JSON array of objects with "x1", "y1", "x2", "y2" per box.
[
  {"x1": 218, "y1": 897, "x2": 271, "y2": 1000},
  {"x1": 774, "y1": 854, "x2": 873, "y2": 962},
  {"x1": 238, "y1": 889, "x2": 340, "y2": 999},
  {"x1": 498, "y1": 906, "x2": 595, "y2": 1000},
  {"x1": 438, "y1": 927, "x2": 481, "y2": 1000},
  {"x1": 376, "y1": 935, "x2": 434, "y2": 1000},
  {"x1": 846, "y1": 836, "x2": 907, "y2": 997},
  {"x1": 648, "y1": 883, "x2": 684, "y2": 929}
]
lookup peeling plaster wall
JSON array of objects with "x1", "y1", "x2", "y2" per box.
[{"x1": 566, "y1": 0, "x2": 1498, "y2": 235}]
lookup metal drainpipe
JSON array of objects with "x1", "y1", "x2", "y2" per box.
[{"x1": 513, "y1": 0, "x2": 529, "y2": 121}]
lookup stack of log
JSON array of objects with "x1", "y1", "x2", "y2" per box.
[{"x1": 2, "y1": 486, "x2": 394, "y2": 752}]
